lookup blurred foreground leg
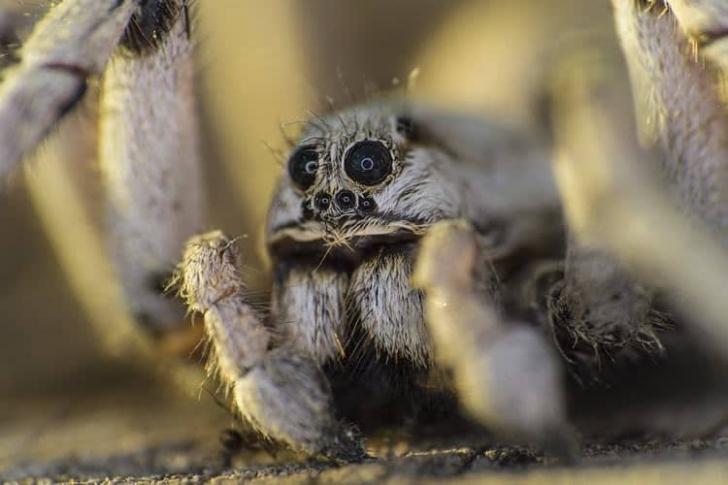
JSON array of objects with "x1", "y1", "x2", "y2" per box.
[
  {"x1": 100, "y1": 1, "x2": 205, "y2": 334},
  {"x1": 0, "y1": 0, "x2": 137, "y2": 180},
  {"x1": 551, "y1": 2, "x2": 728, "y2": 356},
  {"x1": 413, "y1": 220, "x2": 573, "y2": 456}
]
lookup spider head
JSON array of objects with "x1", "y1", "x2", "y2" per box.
[{"x1": 266, "y1": 103, "x2": 462, "y2": 262}]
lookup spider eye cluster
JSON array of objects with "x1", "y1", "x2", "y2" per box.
[
  {"x1": 344, "y1": 141, "x2": 393, "y2": 186},
  {"x1": 288, "y1": 145, "x2": 319, "y2": 190},
  {"x1": 288, "y1": 140, "x2": 394, "y2": 190}
]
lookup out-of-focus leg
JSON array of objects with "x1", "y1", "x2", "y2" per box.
[
  {"x1": 413, "y1": 220, "x2": 573, "y2": 455},
  {"x1": 99, "y1": 0, "x2": 205, "y2": 333},
  {"x1": 545, "y1": 0, "x2": 728, "y2": 377},
  {"x1": 22, "y1": 2, "x2": 204, "y2": 391},
  {"x1": 25, "y1": 109, "x2": 207, "y2": 404},
  {"x1": 614, "y1": 0, "x2": 728, "y2": 235},
  {"x1": 546, "y1": 237, "x2": 663, "y2": 384},
  {"x1": 0, "y1": 0, "x2": 137, "y2": 180},
  {"x1": 550, "y1": 3, "x2": 728, "y2": 357}
]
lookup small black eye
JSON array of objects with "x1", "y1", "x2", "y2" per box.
[
  {"x1": 335, "y1": 190, "x2": 356, "y2": 209},
  {"x1": 358, "y1": 195, "x2": 376, "y2": 213},
  {"x1": 314, "y1": 192, "x2": 331, "y2": 210},
  {"x1": 288, "y1": 145, "x2": 319, "y2": 190},
  {"x1": 344, "y1": 141, "x2": 392, "y2": 186}
]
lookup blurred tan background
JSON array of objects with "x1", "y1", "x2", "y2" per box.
[{"x1": 0, "y1": 0, "x2": 617, "y2": 397}]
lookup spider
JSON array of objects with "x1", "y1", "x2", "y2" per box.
[{"x1": 3, "y1": 0, "x2": 728, "y2": 463}]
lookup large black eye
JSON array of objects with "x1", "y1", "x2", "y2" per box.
[
  {"x1": 343, "y1": 141, "x2": 392, "y2": 186},
  {"x1": 288, "y1": 145, "x2": 319, "y2": 190}
]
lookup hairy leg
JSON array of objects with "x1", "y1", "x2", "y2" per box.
[
  {"x1": 177, "y1": 231, "x2": 364, "y2": 460},
  {"x1": 549, "y1": 1, "x2": 728, "y2": 357},
  {"x1": 10, "y1": 4, "x2": 211, "y2": 408},
  {"x1": 0, "y1": 0, "x2": 137, "y2": 180},
  {"x1": 15, "y1": 1, "x2": 204, "y2": 367},
  {"x1": 543, "y1": 0, "x2": 728, "y2": 378},
  {"x1": 545, "y1": 238, "x2": 663, "y2": 384},
  {"x1": 615, "y1": 0, "x2": 728, "y2": 234},
  {"x1": 21, "y1": 1, "x2": 205, "y2": 366},
  {"x1": 8, "y1": 2, "x2": 205, "y2": 334},
  {"x1": 413, "y1": 220, "x2": 572, "y2": 453},
  {"x1": 100, "y1": 0, "x2": 204, "y2": 333}
]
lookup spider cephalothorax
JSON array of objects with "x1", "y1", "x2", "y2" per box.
[
  {"x1": 260, "y1": 102, "x2": 576, "y2": 437},
  {"x1": 267, "y1": 105, "x2": 465, "y2": 370},
  {"x1": 268, "y1": 106, "x2": 462, "y2": 256}
]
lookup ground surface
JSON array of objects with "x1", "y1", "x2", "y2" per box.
[{"x1": 3, "y1": 366, "x2": 728, "y2": 484}]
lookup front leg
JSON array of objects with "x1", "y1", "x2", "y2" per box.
[
  {"x1": 413, "y1": 220, "x2": 573, "y2": 454},
  {"x1": 177, "y1": 231, "x2": 364, "y2": 460},
  {"x1": 22, "y1": 1, "x2": 205, "y2": 368}
]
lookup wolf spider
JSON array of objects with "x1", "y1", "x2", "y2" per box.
[{"x1": 3, "y1": 0, "x2": 728, "y2": 462}]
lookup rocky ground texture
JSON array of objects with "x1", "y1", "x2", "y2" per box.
[{"x1": 3, "y1": 365, "x2": 728, "y2": 484}]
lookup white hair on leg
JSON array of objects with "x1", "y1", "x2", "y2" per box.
[
  {"x1": 100, "y1": 2, "x2": 205, "y2": 331},
  {"x1": 614, "y1": 0, "x2": 728, "y2": 236},
  {"x1": 176, "y1": 231, "x2": 364, "y2": 459},
  {"x1": 551, "y1": 7, "x2": 728, "y2": 357}
]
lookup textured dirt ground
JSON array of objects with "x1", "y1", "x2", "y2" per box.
[{"x1": 3, "y1": 366, "x2": 728, "y2": 484}]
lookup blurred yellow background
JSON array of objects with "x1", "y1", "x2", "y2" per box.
[{"x1": 0, "y1": 0, "x2": 618, "y2": 396}]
